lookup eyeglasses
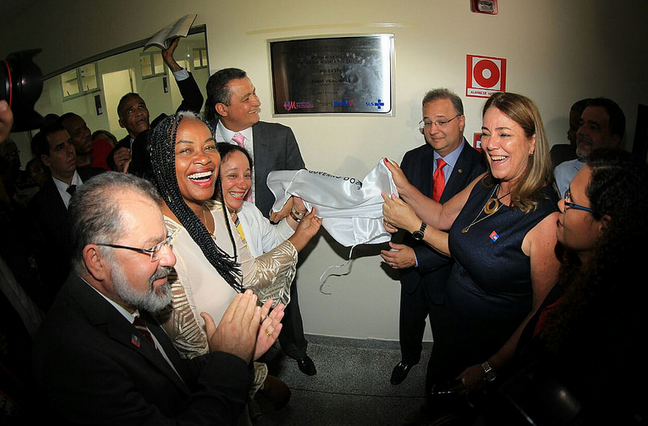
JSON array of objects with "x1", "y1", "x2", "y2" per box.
[
  {"x1": 563, "y1": 188, "x2": 594, "y2": 213},
  {"x1": 419, "y1": 115, "x2": 461, "y2": 133},
  {"x1": 97, "y1": 236, "x2": 172, "y2": 262}
]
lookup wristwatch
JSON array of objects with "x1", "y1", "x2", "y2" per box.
[
  {"x1": 481, "y1": 361, "x2": 497, "y2": 382},
  {"x1": 412, "y1": 222, "x2": 427, "y2": 241}
]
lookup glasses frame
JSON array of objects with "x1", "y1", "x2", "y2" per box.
[
  {"x1": 419, "y1": 114, "x2": 461, "y2": 132},
  {"x1": 564, "y1": 188, "x2": 594, "y2": 213},
  {"x1": 96, "y1": 236, "x2": 172, "y2": 262}
]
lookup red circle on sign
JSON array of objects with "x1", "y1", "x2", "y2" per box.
[{"x1": 474, "y1": 59, "x2": 500, "y2": 88}]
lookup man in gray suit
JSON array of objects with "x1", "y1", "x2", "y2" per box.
[{"x1": 206, "y1": 68, "x2": 316, "y2": 376}]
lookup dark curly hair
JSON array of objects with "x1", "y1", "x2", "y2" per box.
[
  {"x1": 542, "y1": 148, "x2": 648, "y2": 352},
  {"x1": 148, "y1": 111, "x2": 243, "y2": 292}
]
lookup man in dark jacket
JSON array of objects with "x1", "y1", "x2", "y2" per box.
[{"x1": 33, "y1": 172, "x2": 284, "y2": 424}]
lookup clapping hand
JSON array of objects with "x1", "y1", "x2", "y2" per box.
[
  {"x1": 254, "y1": 299, "x2": 284, "y2": 360},
  {"x1": 202, "y1": 290, "x2": 285, "y2": 363}
]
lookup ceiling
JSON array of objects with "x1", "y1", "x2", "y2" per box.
[{"x1": 0, "y1": 0, "x2": 41, "y2": 27}]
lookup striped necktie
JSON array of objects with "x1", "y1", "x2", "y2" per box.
[{"x1": 133, "y1": 316, "x2": 155, "y2": 347}]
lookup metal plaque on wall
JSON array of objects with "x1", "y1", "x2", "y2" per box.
[{"x1": 270, "y1": 35, "x2": 394, "y2": 115}]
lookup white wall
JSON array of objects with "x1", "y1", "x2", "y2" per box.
[{"x1": 2, "y1": 0, "x2": 647, "y2": 340}]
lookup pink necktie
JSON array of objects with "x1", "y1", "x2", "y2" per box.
[
  {"x1": 432, "y1": 158, "x2": 447, "y2": 202},
  {"x1": 231, "y1": 133, "x2": 253, "y2": 202},
  {"x1": 232, "y1": 133, "x2": 245, "y2": 148}
]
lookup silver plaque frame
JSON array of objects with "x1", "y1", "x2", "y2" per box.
[{"x1": 269, "y1": 34, "x2": 394, "y2": 115}]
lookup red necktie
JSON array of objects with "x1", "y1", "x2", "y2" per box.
[
  {"x1": 231, "y1": 133, "x2": 253, "y2": 202},
  {"x1": 432, "y1": 158, "x2": 447, "y2": 202},
  {"x1": 133, "y1": 316, "x2": 156, "y2": 347}
]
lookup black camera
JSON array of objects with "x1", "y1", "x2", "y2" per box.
[{"x1": 0, "y1": 49, "x2": 44, "y2": 132}]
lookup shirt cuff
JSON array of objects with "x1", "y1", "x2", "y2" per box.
[{"x1": 173, "y1": 68, "x2": 189, "y2": 81}]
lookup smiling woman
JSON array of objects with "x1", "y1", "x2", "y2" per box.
[
  {"x1": 142, "y1": 112, "x2": 306, "y2": 360},
  {"x1": 381, "y1": 92, "x2": 561, "y2": 423}
]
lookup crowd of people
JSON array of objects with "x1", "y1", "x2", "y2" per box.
[
  {"x1": 1, "y1": 46, "x2": 646, "y2": 425},
  {"x1": 381, "y1": 92, "x2": 645, "y2": 426}
]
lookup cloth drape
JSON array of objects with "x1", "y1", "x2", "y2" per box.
[{"x1": 267, "y1": 158, "x2": 398, "y2": 247}]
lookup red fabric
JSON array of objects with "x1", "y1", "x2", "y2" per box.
[
  {"x1": 533, "y1": 296, "x2": 564, "y2": 337},
  {"x1": 432, "y1": 158, "x2": 447, "y2": 202},
  {"x1": 91, "y1": 138, "x2": 113, "y2": 171}
]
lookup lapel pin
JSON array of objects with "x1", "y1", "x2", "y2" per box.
[{"x1": 131, "y1": 334, "x2": 141, "y2": 348}]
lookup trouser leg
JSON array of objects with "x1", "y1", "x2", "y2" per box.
[{"x1": 278, "y1": 278, "x2": 308, "y2": 359}]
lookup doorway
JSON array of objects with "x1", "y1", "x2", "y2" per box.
[{"x1": 102, "y1": 69, "x2": 135, "y2": 136}]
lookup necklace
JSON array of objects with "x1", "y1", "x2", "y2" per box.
[
  {"x1": 201, "y1": 205, "x2": 215, "y2": 236},
  {"x1": 461, "y1": 184, "x2": 510, "y2": 233}
]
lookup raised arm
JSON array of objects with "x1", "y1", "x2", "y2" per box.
[
  {"x1": 382, "y1": 193, "x2": 451, "y2": 257},
  {"x1": 383, "y1": 158, "x2": 482, "y2": 230},
  {"x1": 162, "y1": 38, "x2": 204, "y2": 114}
]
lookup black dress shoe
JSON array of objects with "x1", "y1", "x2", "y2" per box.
[
  {"x1": 296, "y1": 355, "x2": 317, "y2": 376},
  {"x1": 391, "y1": 361, "x2": 413, "y2": 385},
  {"x1": 258, "y1": 374, "x2": 291, "y2": 409}
]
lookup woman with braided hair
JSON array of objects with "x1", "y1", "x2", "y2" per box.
[{"x1": 144, "y1": 111, "x2": 320, "y2": 362}]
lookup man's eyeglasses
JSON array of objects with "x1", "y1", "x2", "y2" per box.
[
  {"x1": 97, "y1": 236, "x2": 172, "y2": 262},
  {"x1": 564, "y1": 188, "x2": 594, "y2": 213},
  {"x1": 419, "y1": 115, "x2": 461, "y2": 133}
]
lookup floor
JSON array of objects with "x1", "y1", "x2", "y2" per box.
[{"x1": 252, "y1": 334, "x2": 432, "y2": 426}]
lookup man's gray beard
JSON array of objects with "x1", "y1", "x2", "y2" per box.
[{"x1": 112, "y1": 264, "x2": 173, "y2": 312}]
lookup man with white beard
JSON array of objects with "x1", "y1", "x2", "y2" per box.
[{"x1": 33, "y1": 172, "x2": 285, "y2": 425}]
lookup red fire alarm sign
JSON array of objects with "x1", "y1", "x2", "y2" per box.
[{"x1": 466, "y1": 54, "x2": 507, "y2": 98}]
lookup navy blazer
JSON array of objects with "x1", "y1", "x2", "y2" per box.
[
  {"x1": 33, "y1": 274, "x2": 252, "y2": 425},
  {"x1": 398, "y1": 139, "x2": 485, "y2": 303}
]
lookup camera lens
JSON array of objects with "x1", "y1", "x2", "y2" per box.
[{"x1": 0, "y1": 49, "x2": 44, "y2": 132}]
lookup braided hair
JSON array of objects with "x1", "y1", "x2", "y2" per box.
[{"x1": 149, "y1": 111, "x2": 243, "y2": 292}]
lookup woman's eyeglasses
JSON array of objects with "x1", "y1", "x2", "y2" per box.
[{"x1": 564, "y1": 188, "x2": 594, "y2": 213}]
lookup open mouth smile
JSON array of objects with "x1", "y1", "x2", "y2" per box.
[
  {"x1": 188, "y1": 170, "x2": 213, "y2": 183},
  {"x1": 489, "y1": 155, "x2": 508, "y2": 163}
]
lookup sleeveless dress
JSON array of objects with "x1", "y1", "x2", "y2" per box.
[{"x1": 427, "y1": 180, "x2": 558, "y2": 383}]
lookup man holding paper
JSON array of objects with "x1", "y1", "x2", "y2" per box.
[{"x1": 108, "y1": 37, "x2": 204, "y2": 171}]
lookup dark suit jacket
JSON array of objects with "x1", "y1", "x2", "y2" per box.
[
  {"x1": 33, "y1": 274, "x2": 252, "y2": 425},
  {"x1": 108, "y1": 72, "x2": 204, "y2": 170},
  {"x1": 26, "y1": 167, "x2": 104, "y2": 306},
  {"x1": 250, "y1": 121, "x2": 305, "y2": 217},
  {"x1": 211, "y1": 120, "x2": 305, "y2": 218},
  {"x1": 398, "y1": 139, "x2": 485, "y2": 303}
]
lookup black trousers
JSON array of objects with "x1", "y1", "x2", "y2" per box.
[{"x1": 278, "y1": 277, "x2": 308, "y2": 360}]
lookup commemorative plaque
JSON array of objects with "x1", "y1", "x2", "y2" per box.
[{"x1": 270, "y1": 35, "x2": 393, "y2": 115}]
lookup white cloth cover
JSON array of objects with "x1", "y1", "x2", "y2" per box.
[{"x1": 267, "y1": 158, "x2": 398, "y2": 247}]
